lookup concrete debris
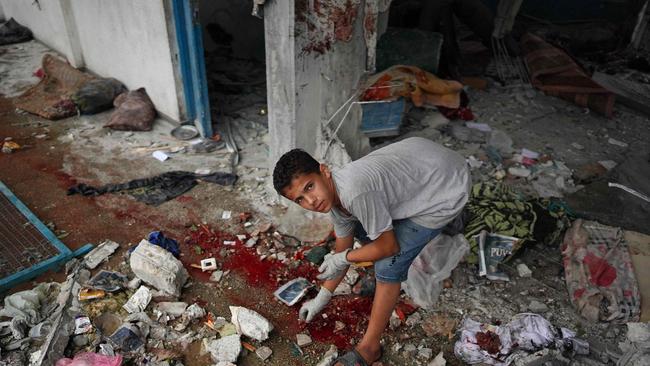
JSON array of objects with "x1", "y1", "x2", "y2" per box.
[
  {"x1": 608, "y1": 138, "x2": 629, "y2": 148},
  {"x1": 508, "y1": 166, "x2": 531, "y2": 178},
  {"x1": 428, "y1": 351, "x2": 446, "y2": 366},
  {"x1": 122, "y1": 286, "x2": 152, "y2": 313},
  {"x1": 517, "y1": 264, "x2": 533, "y2": 278},
  {"x1": 389, "y1": 311, "x2": 402, "y2": 330},
  {"x1": 488, "y1": 129, "x2": 514, "y2": 156},
  {"x1": 127, "y1": 277, "x2": 142, "y2": 290},
  {"x1": 344, "y1": 268, "x2": 359, "y2": 286},
  {"x1": 618, "y1": 322, "x2": 650, "y2": 366},
  {"x1": 129, "y1": 239, "x2": 189, "y2": 297},
  {"x1": 296, "y1": 333, "x2": 312, "y2": 347},
  {"x1": 83, "y1": 240, "x2": 120, "y2": 269},
  {"x1": 333, "y1": 282, "x2": 352, "y2": 296},
  {"x1": 571, "y1": 142, "x2": 585, "y2": 150},
  {"x1": 155, "y1": 302, "x2": 188, "y2": 318},
  {"x1": 229, "y1": 306, "x2": 273, "y2": 341},
  {"x1": 598, "y1": 160, "x2": 618, "y2": 170},
  {"x1": 184, "y1": 303, "x2": 206, "y2": 321},
  {"x1": 206, "y1": 334, "x2": 241, "y2": 363},
  {"x1": 528, "y1": 300, "x2": 549, "y2": 313},
  {"x1": 256, "y1": 345, "x2": 273, "y2": 361},
  {"x1": 335, "y1": 321, "x2": 345, "y2": 332},
  {"x1": 316, "y1": 345, "x2": 339, "y2": 366},
  {"x1": 418, "y1": 347, "x2": 433, "y2": 360},
  {"x1": 210, "y1": 270, "x2": 224, "y2": 282},
  {"x1": 406, "y1": 312, "x2": 422, "y2": 327},
  {"x1": 422, "y1": 111, "x2": 450, "y2": 130}
]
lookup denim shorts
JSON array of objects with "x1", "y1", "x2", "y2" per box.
[{"x1": 354, "y1": 219, "x2": 441, "y2": 283}]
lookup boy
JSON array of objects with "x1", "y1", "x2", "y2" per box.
[{"x1": 273, "y1": 137, "x2": 470, "y2": 365}]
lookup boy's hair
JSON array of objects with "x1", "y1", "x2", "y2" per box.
[{"x1": 273, "y1": 149, "x2": 320, "y2": 194}]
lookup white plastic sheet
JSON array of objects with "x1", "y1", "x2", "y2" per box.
[{"x1": 403, "y1": 234, "x2": 469, "y2": 309}]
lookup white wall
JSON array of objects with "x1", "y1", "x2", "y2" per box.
[
  {"x1": 0, "y1": 0, "x2": 182, "y2": 121},
  {"x1": 0, "y1": 0, "x2": 72, "y2": 57},
  {"x1": 0, "y1": 2, "x2": 5, "y2": 21},
  {"x1": 70, "y1": 0, "x2": 180, "y2": 119}
]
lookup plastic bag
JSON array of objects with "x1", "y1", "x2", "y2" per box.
[
  {"x1": 104, "y1": 88, "x2": 156, "y2": 131},
  {"x1": 55, "y1": 352, "x2": 122, "y2": 366},
  {"x1": 0, "y1": 18, "x2": 33, "y2": 46},
  {"x1": 403, "y1": 234, "x2": 469, "y2": 309},
  {"x1": 71, "y1": 78, "x2": 126, "y2": 114}
]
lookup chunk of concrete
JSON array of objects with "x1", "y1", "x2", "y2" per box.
[
  {"x1": 256, "y1": 346, "x2": 273, "y2": 361},
  {"x1": 207, "y1": 334, "x2": 241, "y2": 363},
  {"x1": 528, "y1": 300, "x2": 549, "y2": 313},
  {"x1": 296, "y1": 333, "x2": 312, "y2": 347},
  {"x1": 210, "y1": 270, "x2": 224, "y2": 282},
  {"x1": 333, "y1": 282, "x2": 352, "y2": 296},
  {"x1": 429, "y1": 351, "x2": 446, "y2": 366},
  {"x1": 129, "y1": 239, "x2": 188, "y2": 297},
  {"x1": 229, "y1": 306, "x2": 273, "y2": 341},
  {"x1": 155, "y1": 302, "x2": 188, "y2": 318},
  {"x1": 83, "y1": 240, "x2": 120, "y2": 269},
  {"x1": 517, "y1": 264, "x2": 532, "y2": 278},
  {"x1": 344, "y1": 268, "x2": 359, "y2": 286},
  {"x1": 316, "y1": 345, "x2": 338, "y2": 366}
]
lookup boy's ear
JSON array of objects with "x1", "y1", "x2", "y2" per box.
[{"x1": 319, "y1": 163, "x2": 331, "y2": 178}]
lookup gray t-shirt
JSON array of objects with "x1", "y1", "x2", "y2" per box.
[{"x1": 330, "y1": 137, "x2": 470, "y2": 241}]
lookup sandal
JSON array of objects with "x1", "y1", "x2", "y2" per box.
[{"x1": 334, "y1": 349, "x2": 369, "y2": 366}]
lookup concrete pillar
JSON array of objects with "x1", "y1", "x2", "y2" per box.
[{"x1": 264, "y1": 0, "x2": 371, "y2": 169}]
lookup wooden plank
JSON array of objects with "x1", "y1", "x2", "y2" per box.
[{"x1": 593, "y1": 72, "x2": 650, "y2": 116}]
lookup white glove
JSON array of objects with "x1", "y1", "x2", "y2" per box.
[
  {"x1": 299, "y1": 287, "x2": 332, "y2": 323},
  {"x1": 317, "y1": 249, "x2": 351, "y2": 280}
]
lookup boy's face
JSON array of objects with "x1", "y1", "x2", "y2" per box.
[{"x1": 282, "y1": 164, "x2": 336, "y2": 213}]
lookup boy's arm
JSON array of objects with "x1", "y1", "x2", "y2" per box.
[
  {"x1": 321, "y1": 234, "x2": 354, "y2": 293},
  {"x1": 345, "y1": 229, "x2": 399, "y2": 263}
]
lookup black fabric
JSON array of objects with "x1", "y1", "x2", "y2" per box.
[
  {"x1": 71, "y1": 78, "x2": 126, "y2": 114},
  {"x1": 67, "y1": 171, "x2": 237, "y2": 206},
  {"x1": 0, "y1": 18, "x2": 32, "y2": 46}
]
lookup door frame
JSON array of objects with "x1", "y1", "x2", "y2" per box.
[{"x1": 170, "y1": 0, "x2": 213, "y2": 137}]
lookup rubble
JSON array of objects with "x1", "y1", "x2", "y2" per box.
[
  {"x1": 517, "y1": 264, "x2": 532, "y2": 278},
  {"x1": 528, "y1": 300, "x2": 549, "y2": 313},
  {"x1": 316, "y1": 345, "x2": 339, "y2": 366},
  {"x1": 206, "y1": 334, "x2": 241, "y2": 363},
  {"x1": 83, "y1": 240, "x2": 120, "y2": 269},
  {"x1": 255, "y1": 345, "x2": 273, "y2": 361},
  {"x1": 210, "y1": 270, "x2": 224, "y2": 282},
  {"x1": 229, "y1": 306, "x2": 273, "y2": 341},
  {"x1": 129, "y1": 239, "x2": 188, "y2": 297},
  {"x1": 296, "y1": 333, "x2": 312, "y2": 346},
  {"x1": 155, "y1": 302, "x2": 188, "y2": 318},
  {"x1": 429, "y1": 351, "x2": 446, "y2": 366}
]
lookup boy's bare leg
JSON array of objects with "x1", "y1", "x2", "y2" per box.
[{"x1": 336, "y1": 281, "x2": 401, "y2": 365}]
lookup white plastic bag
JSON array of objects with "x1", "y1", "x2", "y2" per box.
[{"x1": 403, "y1": 234, "x2": 469, "y2": 309}]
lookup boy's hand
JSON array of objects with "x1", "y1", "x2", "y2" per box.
[
  {"x1": 317, "y1": 249, "x2": 351, "y2": 280},
  {"x1": 299, "y1": 287, "x2": 332, "y2": 322}
]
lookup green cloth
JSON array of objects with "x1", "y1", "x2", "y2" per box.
[{"x1": 464, "y1": 182, "x2": 537, "y2": 263}]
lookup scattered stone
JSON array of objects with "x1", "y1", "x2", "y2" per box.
[
  {"x1": 528, "y1": 300, "x2": 549, "y2": 313},
  {"x1": 333, "y1": 282, "x2": 352, "y2": 296},
  {"x1": 155, "y1": 302, "x2": 188, "y2": 318},
  {"x1": 127, "y1": 277, "x2": 142, "y2": 290},
  {"x1": 508, "y1": 166, "x2": 531, "y2": 178},
  {"x1": 418, "y1": 347, "x2": 433, "y2": 360},
  {"x1": 517, "y1": 264, "x2": 532, "y2": 278},
  {"x1": 83, "y1": 240, "x2": 120, "y2": 269},
  {"x1": 72, "y1": 334, "x2": 89, "y2": 347},
  {"x1": 210, "y1": 270, "x2": 224, "y2": 283},
  {"x1": 184, "y1": 303, "x2": 206, "y2": 321},
  {"x1": 207, "y1": 334, "x2": 241, "y2": 363},
  {"x1": 316, "y1": 345, "x2": 338, "y2": 366},
  {"x1": 598, "y1": 160, "x2": 618, "y2": 171},
  {"x1": 422, "y1": 111, "x2": 449, "y2": 130},
  {"x1": 406, "y1": 312, "x2": 422, "y2": 327},
  {"x1": 571, "y1": 142, "x2": 585, "y2": 150},
  {"x1": 344, "y1": 268, "x2": 359, "y2": 286},
  {"x1": 130, "y1": 239, "x2": 189, "y2": 297},
  {"x1": 296, "y1": 333, "x2": 312, "y2": 347},
  {"x1": 389, "y1": 311, "x2": 402, "y2": 330},
  {"x1": 334, "y1": 321, "x2": 345, "y2": 332},
  {"x1": 230, "y1": 306, "x2": 273, "y2": 341},
  {"x1": 256, "y1": 345, "x2": 273, "y2": 361},
  {"x1": 404, "y1": 343, "x2": 417, "y2": 355},
  {"x1": 608, "y1": 138, "x2": 628, "y2": 148}
]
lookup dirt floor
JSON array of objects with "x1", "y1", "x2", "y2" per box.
[{"x1": 1, "y1": 38, "x2": 649, "y2": 366}]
